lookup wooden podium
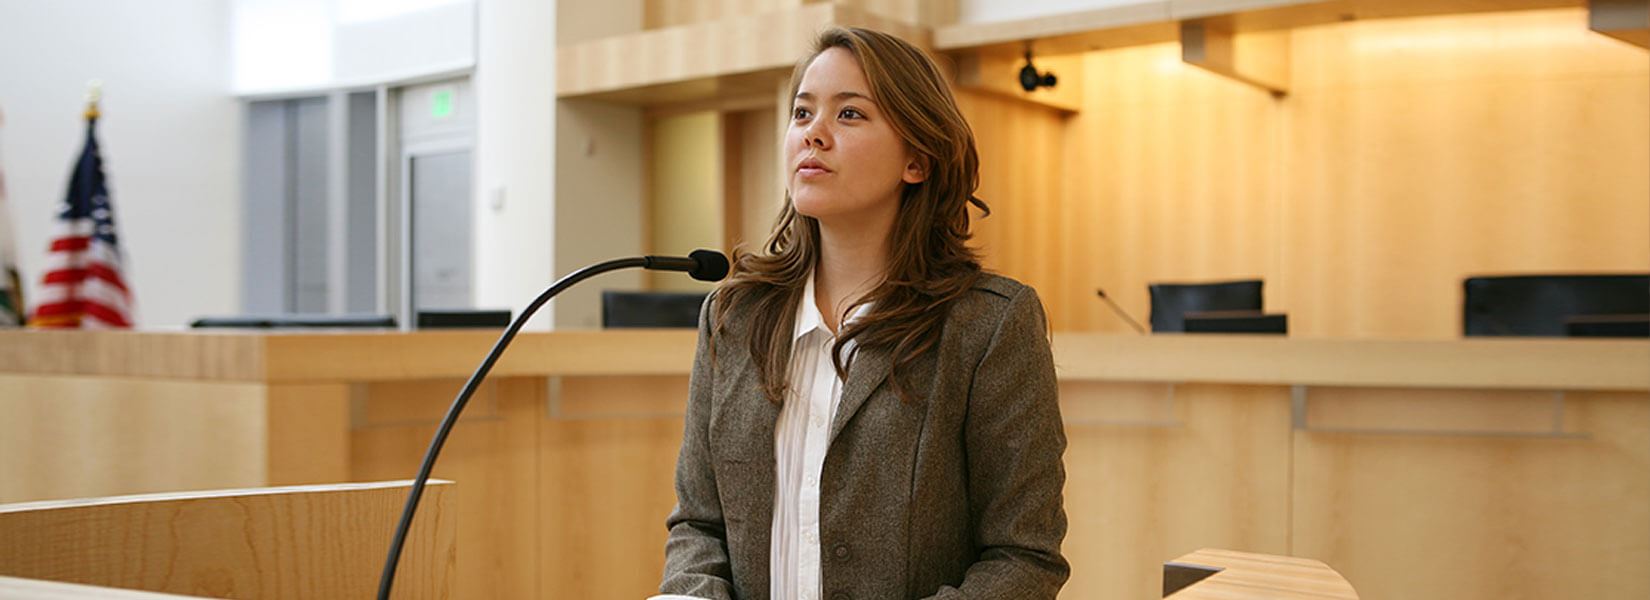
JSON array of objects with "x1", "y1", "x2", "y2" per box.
[
  {"x1": 0, "y1": 480, "x2": 454, "y2": 599},
  {"x1": 1165, "y1": 548, "x2": 1358, "y2": 599}
]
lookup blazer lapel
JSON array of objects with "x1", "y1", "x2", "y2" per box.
[
  {"x1": 828, "y1": 343, "x2": 893, "y2": 446},
  {"x1": 714, "y1": 349, "x2": 779, "y2": 596}
]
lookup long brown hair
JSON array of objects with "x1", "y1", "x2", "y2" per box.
[{"x1": 712, "y1": 27, "x2": 989, "y2": 404}]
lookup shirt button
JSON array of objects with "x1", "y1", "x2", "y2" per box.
[
  {"x1": 811, "y1": 414, "x2": 825, "y2": 427},
  {"x1": 805, "y1": 529, "x2": 818, "y2": 543},
  {"x1": 805, "y1": 475, "x2": 818, "y2": 487}
]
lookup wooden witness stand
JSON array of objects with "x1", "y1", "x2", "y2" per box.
[
  {"x1": 1165, "y1": 548, "x2": 1359, "y2": 599},
  {"x1": 0, "y1": 481, "x2": 455, "y2": 599}
]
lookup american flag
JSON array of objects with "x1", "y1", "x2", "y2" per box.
[{"x1": 32, "y1": 116, "x2": 132, "y2": 328}]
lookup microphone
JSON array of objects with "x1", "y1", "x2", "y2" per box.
[
  {"x1": 644, "y1": 249, "x2": 730, "y2": 282},
  {"x1": 377, "y1": 250, "x2": 729, "y2": 600},
  {"x1": 1096, "y1": 288, "x2": 1147, "y2": 335}
]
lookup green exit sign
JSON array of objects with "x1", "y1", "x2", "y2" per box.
[{"x1": 430, "y1": 88, "x2": 455, "y2": 118}]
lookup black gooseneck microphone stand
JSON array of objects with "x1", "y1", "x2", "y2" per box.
[{"x1": 376, "y1": 250, "x2": 729, "y2": 600}]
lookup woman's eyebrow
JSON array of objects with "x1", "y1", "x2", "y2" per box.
[{"x1": 794, "y1": 91, "x2": 875, "y2": 104}]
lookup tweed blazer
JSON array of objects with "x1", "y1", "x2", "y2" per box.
[{"x1": 659, "y1": 273, "x2": 1069, "y2": 600}]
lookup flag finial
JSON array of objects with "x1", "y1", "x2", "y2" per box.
[{"x1": 84, "y1": 80, "x2": 102, "y2": 121}]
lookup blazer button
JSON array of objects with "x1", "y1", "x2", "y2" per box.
[
  {"x1": 831, "y1": 593, "x2": 851, "y2": 600},
  {"x1": 832, "y1": 544, "x2": 850, "y2": 560}
]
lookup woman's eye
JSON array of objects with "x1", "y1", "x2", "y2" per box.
[
  {"x1": 793, "y1": 107, "x2": 812, "y2": 120},
  {"x1": 839, "y1": 108, "x2": 864, "y2": 120}
]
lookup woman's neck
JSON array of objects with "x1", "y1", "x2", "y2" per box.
[{"x1": 814, "y1": 212, "x2": 893, "y2": 334}]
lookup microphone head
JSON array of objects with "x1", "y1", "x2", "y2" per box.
[{"x1": 688, "y1": 249, "x2": 730, "y2": 282}]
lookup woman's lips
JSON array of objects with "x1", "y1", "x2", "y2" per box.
[{"x1": 796, "y1": 157, "x2": 832, "y2": 179}]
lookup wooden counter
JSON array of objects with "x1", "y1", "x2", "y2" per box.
[
  {"x1": 5, "y1": 328, "x2": 1642, "y2": 387},
  {"x1": 2, "y1": 330, "x2": 1645, "y2": 599}
]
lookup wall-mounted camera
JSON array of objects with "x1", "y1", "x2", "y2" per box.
[{"x1": 1018, "y1": 47, "x2": 1057, "y2": 92}]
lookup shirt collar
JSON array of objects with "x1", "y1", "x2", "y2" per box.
[{"x1": 793, "y1": 269, "x2": 873, "y2": 341}]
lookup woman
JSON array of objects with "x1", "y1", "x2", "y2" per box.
[{"x1": 656, "y1": 27, "x2": 1068, "y2": 600}]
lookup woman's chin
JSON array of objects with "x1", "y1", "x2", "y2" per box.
[{"x1": 791, "y1": 195, "x2": 838, "y2": 220}]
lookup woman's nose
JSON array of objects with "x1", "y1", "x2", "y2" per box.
[{"x1": 803, "y1": 120, "x2": 831, "y2": 149}]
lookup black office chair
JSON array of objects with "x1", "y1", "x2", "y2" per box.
[
  {"x1": 1147, "y1": 279, "x2": 1263, "y2": 333},
  {"x1": 1463, "y1": 274, "x2": 1650, "y2": 337},
  {"x1": 601, "y1": 290, "x2": 708, "y2": 329}
]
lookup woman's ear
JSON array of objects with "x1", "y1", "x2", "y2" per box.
[{"x1": 902, "y1": 154, "x2": 928, "y2": 185}]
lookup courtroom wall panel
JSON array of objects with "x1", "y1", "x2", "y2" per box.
[
  {"x1": 1283, "y1": 9, "x2": 1650, "y2": 338},
  {"x1": 961, "y1": 8, "x2": 1649, "y2": 338},
  {"x1": 1292, "y1": 390, "x2": 1650, "y2": 600}
]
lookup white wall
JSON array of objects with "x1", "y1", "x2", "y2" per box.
[
  {"x1": 334, "y1": 1, "x2": 475, "y2": 86},
  {"x1": 958, "y1": 0, "x2": 1155, "y2": 23},
  {"x1": 232, "y1": 0, "x2": 475, "y2": 95},
  {"x1": 231, "y1": 0, "x2": 333, "y2": 93},
  {"x1": 474, "y1": 0, "x2": 557, "y2": 329},
  {"x1": 0, "y1": 0, "x2": 241, "y2": 328}
]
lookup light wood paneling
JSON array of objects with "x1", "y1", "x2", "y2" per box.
[
  {"x1": 1, "y1": 330, "x2": 1645, "y2": 598},
  {"x1": 348, "y1": 377, "x2": 542, "y2": 600},
  {"x1": 558, "y1": 3, "x2": 931, "y2": 101},
  {"x1": 0, "y1": 481, "x2": 454, "y2": 600},
  {"x1": 538, "y1": 376, "x2": 687, "y2": 600},
  {"x1": 936, "y1": 1, "x2": 1175, "y2": 53},
  {"x1": 1292, "y1": 390, "x2": 1650, "y2": 600},
  {"x1": 1052, "y1": 335, "x2": 1650, "y2": 390},
  {"x1": 1060, "y1": 42, "x2": 1281, "y2": 336},
  {"x1": 0, "y1": 330, "x2": 266, "y2": 380},
  {"x1": 1589, "y1": 0, "x2": 1650, "y2": 48},
  {"x1": 645, "y1": 0, "x2": 800, "y2": 29},
  {"x1": 1181, "y1": 21, "x2": 1292, "y2": 95},
  {"x1": 935, "y1": 0, "x2": 1585, "y2": 53},
  {"x1": 648, "y1": 111, "x2": 726, "y2": 292},
  {"x1": 641, "y1": 0, "x2": 955, "y2": 30},
  {"x1": 1166, "y1": 548, "x2": 1358, "y2": 599},
  {"x1": 735, "y1": 106, "x2": 783, "y2": 250},
  {"x1": 4, "y1": 331, "x2": 1645, "y2": 390},
  {"x1": 0, "y1": 329, "x2": 702, "y2": 382},
  {"x1": 833, "y1": 0, "x2": 958, "y2": 26},
  {"x1": 1061, "y1": 383, "x2": 1293, "y2": 599},
  {"x1": 963, "y1": 40, "x2": 1281, "y2": 334},
  {"x1": 0, "y1": 375, "x2": 266, "y2": 504},
  {"x1": 0, "y1": 576, "x2": 211, "y2": 599},
  {"x1": 961, "y1": 8, "x2": 1649, "y2": 338},
  {"x1": 1283, "y1": 8, "x2": 1650, "y2": 338},
  {"x1": 266, "y1": 383, "x2": 350, "y2": 486},
  {"x1": 954, "y1": 90, "x2": 1071, "y2": 320},
  {"x1": 953, "y1": 50, "x2": 1084, "y2": 113},
  {"x1": 257, "y1": 330, "x2": 698, "y2": 382}
]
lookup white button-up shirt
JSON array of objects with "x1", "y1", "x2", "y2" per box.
[
  {"x1": 652, "y1": 271, "x2": 868, "y2": 600},
  {"x1": 771, "y1": 271, "x2": 869, "y2": 600}
]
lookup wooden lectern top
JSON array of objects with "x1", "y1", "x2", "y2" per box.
[{"x1": 1165, "y1": 548, "x2": 1358, "y2": 599}]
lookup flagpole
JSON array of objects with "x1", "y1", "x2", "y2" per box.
[{"x1": 84, "y1": 80, "x2": 101, "y2": 121}]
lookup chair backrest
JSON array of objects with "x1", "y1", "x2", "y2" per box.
[
  {"x1": 601, "y1": 290, "x2": 707, "y2": 328},
  {"x1": 1148, "y1": 280, "x2": 1264, "y2": 333},
  {"x1": 0, "y1": 480, "x2": 454, "y2": 600},
  {"x1": 1463, "y1": 274, "x2": 1650, "y2": 337},
  {"x1": 1183, "y1": 311, "x2": 1288, "y2": 335}
]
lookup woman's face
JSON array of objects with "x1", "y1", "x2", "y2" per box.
[{"x1": 786, "y1": 47, "x2": 925, "y2": 225}]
